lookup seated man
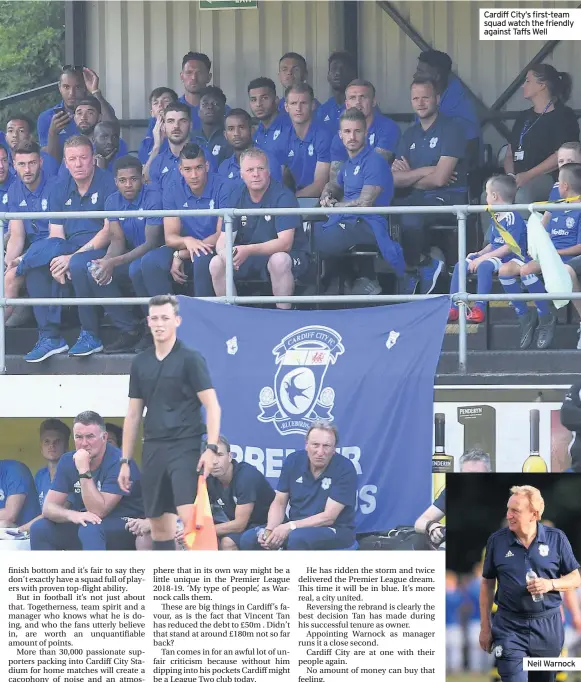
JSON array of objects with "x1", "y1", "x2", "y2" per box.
[
  {"x1": 275, "y1": 83, "x2": 331, "y2": 198},
  {"x1": 249, "y1": 77, "x2": 290, "y2": 157},
  {"x1": 392, "y1": 75, "x2": 467, "y2": 294},
  {"x1": 18, "y1": 135, "x2": 117, "y2": 362},
  {"x1": 72, "y1": 155, "x2": 163, "y2": 353},
  {"x1": 5, "y1": 115, "x2": 59, "y2": 177},
  {"x1": 0, "y1": 459, "x2": 40, "y2": 529},
  {"x1": 146, "y1": 102, "x2": 192, "y2": 190},
  {"x1": 330, "y1": 79, "x2": 400, "y2": 167},
  {"x1": 318, "y1": 107, "x2": 404, "y2": 296},
  {"x1": 138, "y1": 86, "x2": 178, "y2": 164},
  {"x1": 499, "y1": 163, "x2": 581, "y2": 350},
  {"x1": 316, "y1": 51, "x2": 358, "y2": 133},
  {"x1": 277, "y1": 52, "x2": 320, "y2": 116},
  {"x1": 209, "y1": 147, "x2": 310, "y2": 310},
  {"x1": 18, "y1": 419, "x2": 72, "y2": 533},
  {"x1": 414, "y1": 487, "x2": 445, "y2": 550},
  {"x1": 29, "y1": 411, "x2": 143, "y2": 551},
  {"x1": 415, "y1": 50, "x2": 480, "y2": 166},
  {"x1": 57, "y1": 101, "x2": 128, "y2": 179},
  {"x1": 240, "y1": 422, "x2": 357, "y2": 551},
  {"x1": 178, "y1": 51, "x2": 215, "y2": 128},
  {"x1": 39, "y1": 65, "x2": 117, "y2": 161},
  {"x1": 190, "y1": 86, "x2": 232, "y2": 172},
  {"x1": 4, "y1": 142, "x2": 58, "y2": 328},
  {"x1": 206, "y1": 436, "x2": 275, "y2": 551},
  {"x1": 218, "y1": 108, "x2": 282, "y2": 185},
  {"x1": 140, "y1": 143, "x2": 227, "y2": 304}
]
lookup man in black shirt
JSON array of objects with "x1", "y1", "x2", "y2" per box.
[
  {"x1": 206, "y1": 435, "x2": 275, "y2": 550},
  {"x1": 118, "y1": 294, "x2": 221, "y2": 551}
]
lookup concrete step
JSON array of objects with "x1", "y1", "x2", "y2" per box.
[
  {"x1": 437, "y1": 350, "x2": 581, "y2": 375},
  {"x1": 5, "y1": 325, "x2": 121, "y2": 355}
]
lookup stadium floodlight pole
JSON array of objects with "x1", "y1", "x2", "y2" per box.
[
  {"x1": 456, "y1": 209, "x2": 468, "y2": 374},
  {"x1": 224, "y1": 211, "x2": 235, "y2": 304}
]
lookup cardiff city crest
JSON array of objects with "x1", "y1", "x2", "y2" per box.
[{"x1": 258, "y1": 325, "x2": 345, "y2": 435}]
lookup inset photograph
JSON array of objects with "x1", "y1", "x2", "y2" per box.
[{"x1": 445, "y1": 474, "x2": 581, "y2": 682}]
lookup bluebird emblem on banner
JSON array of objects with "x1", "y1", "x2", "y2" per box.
[
  {"x1": 430, "y1": 137, "x2": 438, "y2": 148},
  {"x1": 258, "y1": 325, "x2": 345, "y2": 435},
  {"x1": 41, "y1": 198, "x2": 48, "y2": 211}
]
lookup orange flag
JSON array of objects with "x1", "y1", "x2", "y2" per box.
[{"x1": 184, "y1": 477, "x2": 218, "y2": 551}]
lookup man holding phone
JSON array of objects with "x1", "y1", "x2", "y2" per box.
[
  {"x1": 139, "y1": 143, "x2": 229, "y2": 300},
  {"x1": 38, "y1": 65, "x2": 117, "y2": 162}
]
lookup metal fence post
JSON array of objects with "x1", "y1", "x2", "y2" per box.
[
  {"x1": 0, "y1": 215, "x2": 6, "y2": 374},
  {"x1": 224, "y1": 212, "x2": 235, "y2": 304},
  {"x1": 457, "y1": 210, "x2": 468, "y2": 374}
]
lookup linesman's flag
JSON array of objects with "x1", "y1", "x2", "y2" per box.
[{"x1": 184, "y1": 477, "x2": 218, "y2": 550}]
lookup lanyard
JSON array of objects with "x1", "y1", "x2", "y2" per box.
[{"x1": 518, "y1": 101, "x2": 552, "y2": 149}]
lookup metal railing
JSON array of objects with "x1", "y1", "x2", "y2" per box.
[{"x1": 1, "y1": 202, "x2": 581, "y2": 375}]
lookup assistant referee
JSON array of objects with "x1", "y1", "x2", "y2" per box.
[
  {"x1": 118, "y1": 294, "x2": 221, "y2": 551},
  {"x1": 480, "y1": 485, "x2": 581, "y2": 681}
]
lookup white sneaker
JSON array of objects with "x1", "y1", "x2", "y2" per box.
[{"x1": 352, "y1": 277, "x2": 381, "y2": 295}]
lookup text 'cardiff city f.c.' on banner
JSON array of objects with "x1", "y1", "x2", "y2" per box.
[{"x1": 177, "y1": 296, "x2": 449, "y2": 534}]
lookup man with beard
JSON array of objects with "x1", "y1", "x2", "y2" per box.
[
  {"x1": 146, "y1": 102, "x2": 192, "y2": 191},
  {"x1": 39, "y1": 66, "x2": 117, "y2": 160},
  {"x1": 316, "y1": 51, "x2": 358, "y2": 133},
  {"x1": 249, "y1": 77, "x2": 290, "y2": 158},
  {"x1": 3, "y1": 142, "x2": 59, "y2": 327},
  {"x1": 218, "y1": 108, "x2": 282, "y2": 185},
  {"x1": 277, "y1": 52, "x2": 319, "y2": 116},
  {"x1": 57, "y1": 100, "x2": 128, "y2": 180},
  {"x1": 178, "y1": 52, "x2": 215, "y2": 129}
]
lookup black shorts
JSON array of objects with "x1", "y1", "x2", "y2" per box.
[
  {"x1": 234, "y1": 251, "x2": 309, "y2": 283},
  {"x1": 141, "y1": 438, "x2": 201, "y2": 518}
]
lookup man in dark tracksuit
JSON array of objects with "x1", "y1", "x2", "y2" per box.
[
  {"x1": 480, "y1": 485, "x2": 581, "y2": 681},
  {"x1": 560, "y1": 380, "x2": 581, "y2": 472}
]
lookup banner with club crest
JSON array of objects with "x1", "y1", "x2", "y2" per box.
[{"x1": 177, "y1": 295, "x2": 449, "y2": 533}]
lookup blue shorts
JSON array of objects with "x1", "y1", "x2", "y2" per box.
[{"x1": 492, "y1": 607, "x2": 563, "y2": 682}]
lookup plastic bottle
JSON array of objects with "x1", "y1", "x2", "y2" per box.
[
  {"x1": 87, "y1": 261, "x2": 112, "y2": 286},
  {"x1": 526, "y1": 569, "x2": 543, "y2": 603}
]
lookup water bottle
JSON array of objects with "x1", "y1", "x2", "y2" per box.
[
  {"x1": 526, "y1": 569, "x2": 543, "y2": 603},
  {"x1": 87, "y1": 261, "x2": 112, "y2": 286},
  {"x1": 176, "y1": 518, "x2": 187, "y2": 551}
]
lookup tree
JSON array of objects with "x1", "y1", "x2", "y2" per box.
[{"x1": 0, "y1": 1, "x2": 65, "y2": 130}]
